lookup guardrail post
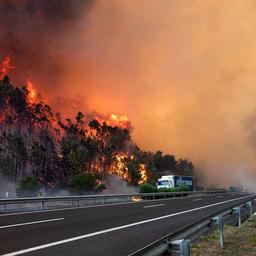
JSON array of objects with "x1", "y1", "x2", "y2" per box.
[
  {"x1": 41, "y1": 201, "x2": 44, "y2": 211},
  {"x1": 3, "y1": 204, "x2": 6, "y2": 213},
  {"x1": 245, "y1": 201, "x2": 253, "y2": 218},
  {"x1": 76, "y1": 200, "x2": 79, "y2": 207},
  {"x1": 233, "y1": 207, "x2": 241, "y2": 227},
  {"x1": 169, "y1": 239, "x2": 190, "y2": 256},
  {"x1": 212, "y1": 216, "x2": 224, "y2": 248}
]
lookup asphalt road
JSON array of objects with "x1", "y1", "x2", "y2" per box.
[{"x1": 0, "y1": 193, "x2": 255, "y2": 256}]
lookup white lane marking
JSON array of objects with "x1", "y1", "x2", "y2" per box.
[
  {"x1": 1, "y1": 194, "x2": 254, "y2": 256},
  {"x1": 217, "y1": 196, "x2": 223, "y2": 198},
  {"x1": 144, "y1": 204, "x2": 165, "y2": 208},
  {"x1": 193, "y1": 198, "x2": 202, "y2": 201},
  {"x1": 0, "y1": 218, "x2": 64, "y2": 230}
]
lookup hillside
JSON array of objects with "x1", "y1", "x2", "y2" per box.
[{"x1": 0, "y1": 74, "x2": 194, "y2": 193}]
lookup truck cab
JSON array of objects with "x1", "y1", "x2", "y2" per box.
[{"x1": 157, "y1": 176, "x2": 174, "y2": 189}]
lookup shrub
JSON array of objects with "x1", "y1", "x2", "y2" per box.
[
  {"x1": 139, "y1": 183, "x2": 158, "y2": 193},
  {"x1": 158, "y1": 187, "x2": 176, "y2": 193},
  {"x1": 175, "y1": 185, "x2": 190, "y2": 192},
  {"x1": 16, "y1": 176, "x2": 40, "y2": 197},
  {"x1": 69, "y1": 173, "x2": 96, "y2": 193}
]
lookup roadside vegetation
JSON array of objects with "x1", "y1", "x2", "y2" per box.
[
  {"x1": 139, "y1": 183, "x2": 190, "y2": 193},
  {"x1": 16, "y1": 176, "x2": 40, "y2": 196},
  {"x1": 191, "y1": 216, "x2": 256, "y2": 256}
]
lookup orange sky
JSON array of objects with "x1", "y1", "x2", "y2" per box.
[
  {"x1": 50, "y1": 1, "x2": 256, "y2": 187},
  {"x1": 3, "y1": 1, "x2": 256, "y2": 188}
]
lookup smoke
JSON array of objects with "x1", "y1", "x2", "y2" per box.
[
  {"x1": 0, "y1": 0, "x2": 94, "y2": 117},
  {"x1": 2, "y1": 1, "x2": 256, "y2": 187},
  {"x1": 103, "y1": 174, "x2": 138, "y2": 194},
  {"x1": 0, "y1": 174, "x2": 17, "y2": 198}
]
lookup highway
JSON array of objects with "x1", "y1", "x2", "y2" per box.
[{"x1": 0, "y1": 193, "x2": 255, "y2": 256}]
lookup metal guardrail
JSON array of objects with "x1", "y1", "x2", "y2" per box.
[
  {"x1": 130, "y1": 194, "x2": 256, "y2": 256},
  {"x1": 0, "y1": 189, "x2": 228, "y2": 213}
]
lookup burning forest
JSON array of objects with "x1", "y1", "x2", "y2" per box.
[{"x1": 0, "y1": 56, "x2": 194, "y2": 194}]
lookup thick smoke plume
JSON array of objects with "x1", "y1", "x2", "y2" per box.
[{"x1": 1, "y1": 1, "x2": 256, "y2": 188}]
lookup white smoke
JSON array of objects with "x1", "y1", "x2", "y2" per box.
[{"x1": 103, "y1": 174, "x2": 139, "y2": 194}]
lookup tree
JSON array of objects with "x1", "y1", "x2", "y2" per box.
[
  {"x1": 6, "y1": 132, "x2": 27, "y2": 180},
  {"x1": 0, "y1": 153, "x2": 15, "y2": 176},
  {"x1": 176, "y1": 159, "x2": 194, "y2": 176},
  {"x1": 60, "y1": 139, "x2": 89, "y2": 185},
  {"x1": 153, "y1": 151, "x2": 177, "y2": 173},
  {"x1": 82, "y1": 136, "x2": 100, "y2": 172},
  {"x1": 127, "y1": 158, "x2": 141, "y2": 185}
]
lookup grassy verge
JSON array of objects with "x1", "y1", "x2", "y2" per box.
[{"x1": 191, "y1": 216, "x2": 256, "y2": 256}]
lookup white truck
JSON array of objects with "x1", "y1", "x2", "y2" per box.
[{"x1": 157, "y1": 175, "x2": 194, "y2": 191}]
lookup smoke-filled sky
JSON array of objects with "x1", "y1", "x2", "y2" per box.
[{"x1": 1, "y1": 0, "x2": 256, "y2": 187}]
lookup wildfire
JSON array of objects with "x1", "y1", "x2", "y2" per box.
[
  {"x1": 107, "y1": 113, "x2": 130, "y2": 129},
  {"x1": 111, "y1": 153, "x2": 148, "y2": 184},
  {"x1": 94, "y1": 113, "x2": 130, "y2": 130},
  {"x1": 0, "y1": 56, "x2": 148, "y2": 187},
  {"x1": 0, "y1": 56, "x2": 14, "y2": 80},
  {"x1": 112, "y1": 153, "x2": 129, "y2": 180},
  {"x1": 26, "y1": 79, "x2": 38, "y2": 104},
  {"x1": 138, "y1": 164, "x2": 148, "y2": 184}
]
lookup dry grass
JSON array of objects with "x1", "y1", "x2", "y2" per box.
[{"x1": 191, "y1": 216, "x2": 256, "y2": 256}]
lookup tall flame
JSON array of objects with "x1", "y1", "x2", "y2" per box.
[
  {"x1": 0, "y1": 56, "x2": 14, "y2": 80},
  {"x1": 138, "y1": 164, "x2": 148, "y2": 184},
  {"x1": 26, "y1": 79, "x2": 38, "y2": 104},
  {"x1": 111, "y1": 153, "x2": 148, "y2": 184}
]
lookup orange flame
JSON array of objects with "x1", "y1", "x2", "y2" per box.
[
  {"x1": 138, "y1": 164, "x2": 148, "y2": 184},
  {"x1": 112, "y1": 153, "x2": 129, "y2": 180},
  {"x1": 107, "y1": 113, "x2": 130, "y2": 129},
  {"x1": 111, "y1": 153, "x2": 148, "y2": 184},
  {"x1": 95, "y1": 113, "x2": 130, "y2": 130},
  {"x1": 0, "y1": 56, "x2": 14, "y2": 80},
  {"x1": 26, "y1": 79, "x2": 38, "y2": 104}
]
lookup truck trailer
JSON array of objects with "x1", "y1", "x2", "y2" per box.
[{"x1": 157, "y1": 175, "x2": 194, "y2": 191}]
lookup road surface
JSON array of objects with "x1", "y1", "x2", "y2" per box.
[{"x1": 0, "y1": 193, "x2": 255, "y2": 256}]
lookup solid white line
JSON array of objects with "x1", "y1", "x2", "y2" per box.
[
  {"x1": 0, "y1": 218, "x2": 64, "y2": 230},
  {"x1": 193, "y1": 198, "x2": 202, "y2": 201},
  {"x1": 1, "y1": 194, "x2": 254, "y2": 256},
  {"x1": 144, "y1": 204, "x2": 165, "y2": 208}
]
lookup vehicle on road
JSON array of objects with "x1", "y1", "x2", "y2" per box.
[{"x1": 157, "y1": 175, "x2": 194, "y2": 191}]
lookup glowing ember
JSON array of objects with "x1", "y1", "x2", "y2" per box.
[
  {"x1": 131, "y1": 196, "x2": 142, "y2": 202},
  {"x1": 26, "y1": 79, "x2": 38, "y2": 104},
  {"x1": 0, "y1": 56, "x2": 14, "y2": 80}
]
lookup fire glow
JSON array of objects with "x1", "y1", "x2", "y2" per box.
[
  {"x1": 0, "y1": 56, "x2": 148, "y2": 185},
  {"x1": 26, "y1": 79, "x2": 38, "y2": 104},
  {"x1": 0, "y1": 56, "x2": 14, "y2": 80},
  {"x1": 111, "y1": 153, "x2": 148, "y2": 184}
]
